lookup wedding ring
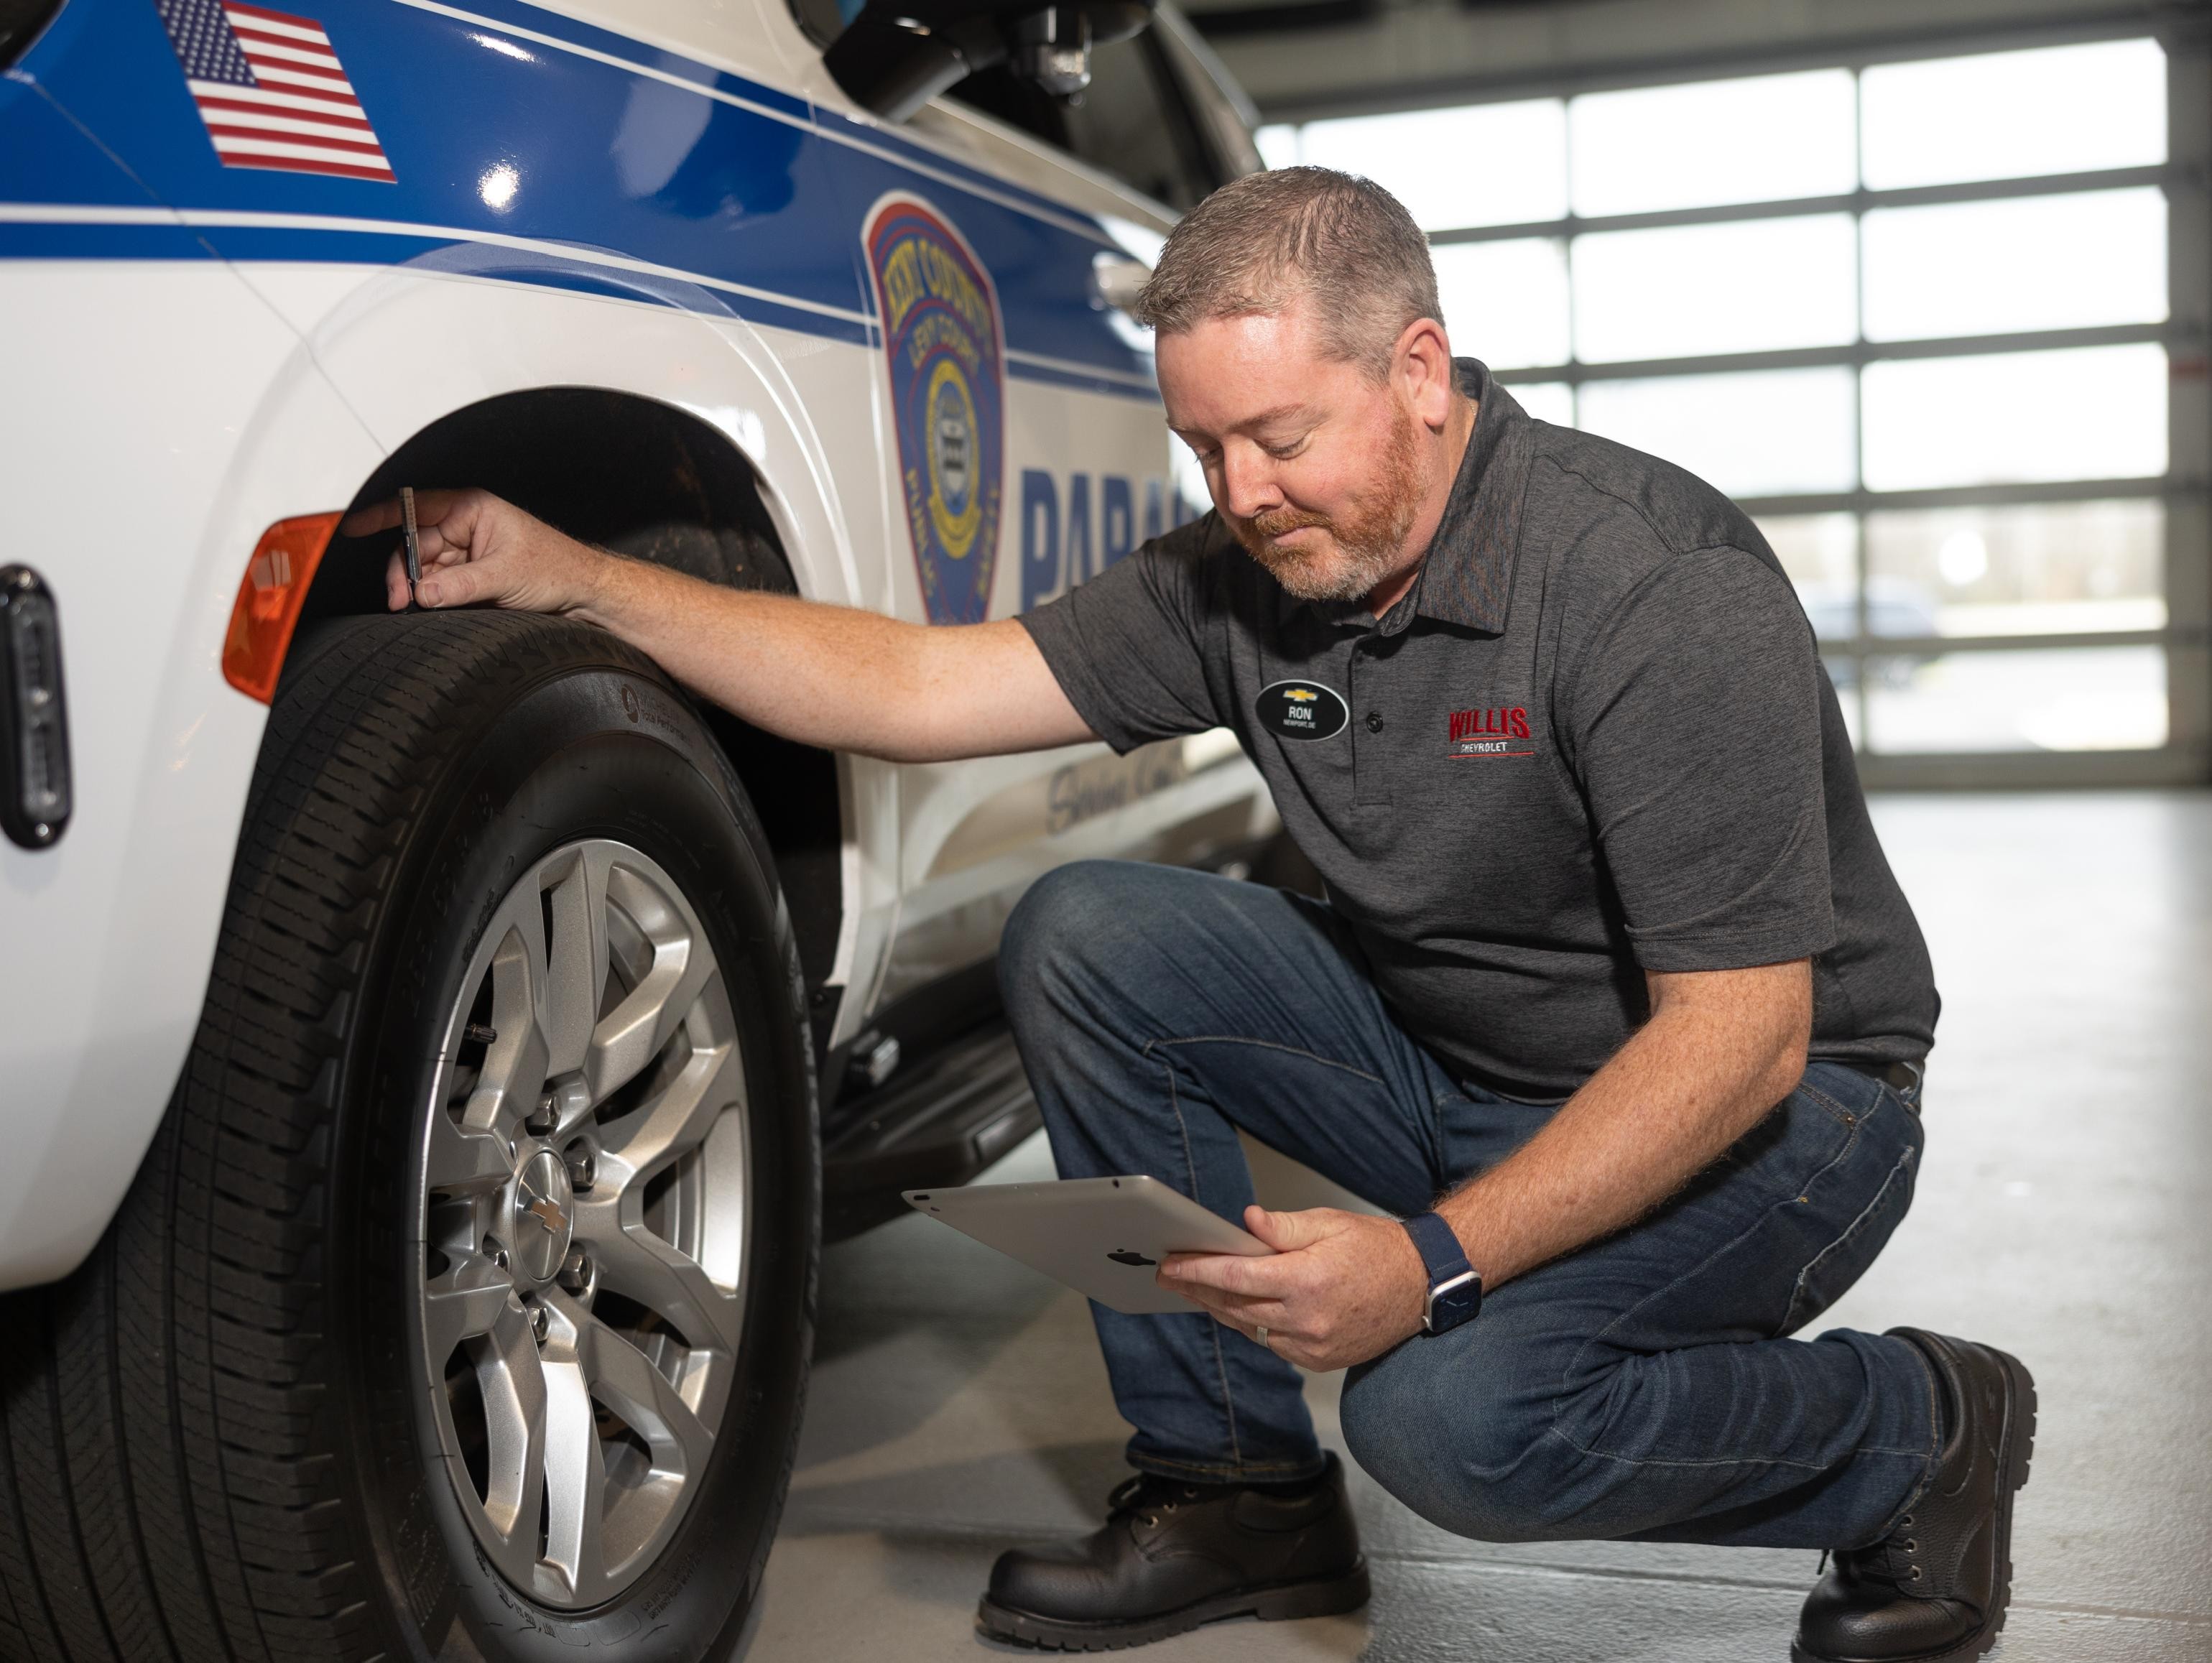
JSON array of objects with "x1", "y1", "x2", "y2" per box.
[{"x1": 1255, "y1": 1324, "x2": 1270, "y2": 1348}]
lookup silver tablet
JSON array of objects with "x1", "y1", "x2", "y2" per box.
[{"x1": 904, "y1": 1175, "x2": 1272, "y2": 1314}]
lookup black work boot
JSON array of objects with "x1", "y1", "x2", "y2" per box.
[
  {"x1": 1794, "y1": 1328, "x2": 2037, "y2": 1663},
  {"x1": 978, "y1": 1452, "x2": 1369, "y2": 1649}
]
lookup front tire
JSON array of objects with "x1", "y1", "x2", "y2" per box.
[{"x1": 0, "y1": 612, "x2": 819, "y2": 1662}]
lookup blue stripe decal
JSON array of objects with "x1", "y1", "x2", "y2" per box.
[
  {"x1": 387, "y1": 0, "x2": 816, "y2": 125},
  {"x1": 1006, "y1": 357, "x2": 1161, "y2": 404},
  {"x1": 0, "y1": 68, "x2": 178, "y2": 213},
  {"x1": 0, "y1": 205, "x2": 1169, "y2": 381},
  {"x1": 0, "y1": 219, "x2": 213, "y2": 260},
  {"x1": 801, "y1": 100, "x2": 1117, "y2": 246},
  {"x1": 9, "y1": 0, "x2": 1156, "y2": 381},
  {"x1": 198, "y1": 219, "x2": 880, "y2": 344},
  {"x1": 390, "y1": 0, "x2": 1107, "y2": 238}
]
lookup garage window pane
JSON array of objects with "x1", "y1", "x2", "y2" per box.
[
  {"x1": 1296, "y1": 100, "x2": 1568, "y2": 230},
  {"x1": 1434, "y1": 238, "x2": 1569, "y2": 370},
  {"x1": 1864, "y1": 501, "x2": 2165, "y2": 638},
  {"x1": 1754, "y1": 513, "x2": 1858, "y2": 640},
  {"x1": 1507, "y1": 381, "x2": 1575, "y2": 426},
  {"x1": 1573, "y1": 215, "x2": 1856, "y2": 363},
  {"x1": 1578, "y1": 367, "x2": 1855, "y2": 498},
  {"x1": 1861, "y1": 345, "x2": 2167, "y2": 491},
  {"x1": 1865, "y1": 646, "x2": 2167, "y2": 752},
  {"x1": 1864, "y1": 189, "x2": 2167, "y2": 342},
  {"x1": 1570, "y1": 70, "x2": 1856, "y2": 216},
  {"x1": 1860, "y1": 40, "x2": 2166, "y2": 190}
]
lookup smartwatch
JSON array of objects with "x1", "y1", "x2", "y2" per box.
[{"x1": 1402, "y1": 1211, "x2": 1482, "y2": 1335}]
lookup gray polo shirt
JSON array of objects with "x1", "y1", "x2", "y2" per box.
[{"x1": 1019, "y1": 359, "x2": 1937, "y2": 1099}]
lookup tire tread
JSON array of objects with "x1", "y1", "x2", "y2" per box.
[{"x1": 0, "y1": 615, "x2": 683, "y2": 1662}]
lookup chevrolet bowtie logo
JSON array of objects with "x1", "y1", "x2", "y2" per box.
[
  {"x1": 526, "y1": 1195, "x2": 569, "y2": 1235},
  {"x1": 518, "y1": 1161, "x2": 570, "y2": 1236}
]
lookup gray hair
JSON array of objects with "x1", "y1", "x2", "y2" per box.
[{"x1": 1130, "y1": 167, "x2": 1443, "y2": 379}]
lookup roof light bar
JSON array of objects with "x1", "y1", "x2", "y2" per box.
[{"x1": 0, "y1": 565, "x2": 70, "y2": 849}]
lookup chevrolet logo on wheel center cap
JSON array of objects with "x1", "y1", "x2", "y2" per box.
[{"x1": 511, "y1": 1148, "x2": 575, "y2": 1283}]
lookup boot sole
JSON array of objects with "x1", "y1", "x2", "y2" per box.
[
  {"x1": 976, "y1": 1560, "x2": 1371, "y2": 1651},
  {"x1": 1792, "y1": 1346, "x2": 2038, "y2": 1663}
]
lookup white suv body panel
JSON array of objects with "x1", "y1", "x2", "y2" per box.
[
  {"x1": 0, "y1": 0, "x2": 1268, "y2": 1288},
  {"x1": 0, "y1": 259, "x2": 384, "y2": 1286}
]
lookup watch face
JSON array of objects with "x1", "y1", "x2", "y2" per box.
[{"x1": 1425, "y1": 1273, "x2": 1482, "y2": 1333}]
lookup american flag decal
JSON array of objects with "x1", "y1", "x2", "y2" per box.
[{"x1": 153, "y1": 0, "x2": 396, "y2": 182}]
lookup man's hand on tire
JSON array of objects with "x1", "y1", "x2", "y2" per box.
[{"x1": 343, "y1": 488, "x2": 606, "y2": 616}]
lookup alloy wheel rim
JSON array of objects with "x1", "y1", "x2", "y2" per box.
[{"x1": 411, "y1": 839, "x2": 750, "y2": 1609}]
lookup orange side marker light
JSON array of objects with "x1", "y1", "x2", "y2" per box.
[{"x1": 222, "y1": 512, "x2": 343, "y2": 704}]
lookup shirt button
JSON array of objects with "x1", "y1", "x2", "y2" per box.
[{"x1": 1366, "y1": 712, "x2": 1384, "y2": 733}]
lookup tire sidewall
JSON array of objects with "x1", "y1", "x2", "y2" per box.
[{"x1": 335, "y1": 646, "x2": 818, "y2": 1662}]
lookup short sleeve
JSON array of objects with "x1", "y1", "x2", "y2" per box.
[
  {"x1": 1017, "y1": 529, "x2": 1223, "y2": 754},
  {"x1": 1564, "y1": 547, "x2": 1836, "y2": 972}
]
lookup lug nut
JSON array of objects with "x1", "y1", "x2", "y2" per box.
[
  {"x1": 524, "y1": 1091, "x2": 559, "y2": 1135},
  {"x1": 564, "y1": 1143, "x2": 596, "y2": 1191},
  {"x1": 531, "y1": 1303, "x2": 550, "y2": 1342},
  {"x1": 557, "y1": 1246, "x2": 593, "y2": 1295}
]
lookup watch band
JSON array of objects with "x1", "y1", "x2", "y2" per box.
[{"x1": 1401, "y1": 1211, "x2": 1482, "y2": 1334}]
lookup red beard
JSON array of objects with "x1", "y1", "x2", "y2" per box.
[{"x1": 1226, "y1": 403, "x2": 1425, "y2": 603}]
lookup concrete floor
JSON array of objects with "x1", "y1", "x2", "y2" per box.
[{"x1": 741, "y1": 792, "x2": 2212, "y2": 1662}]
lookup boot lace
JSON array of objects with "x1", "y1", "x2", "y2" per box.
[
  {"x1": 1106, "y1": 1474, "x2": 1207, "y2": 1530},
  {"x1": 1835, "y1": 1511, "x2": 1924, "y2": 1590}
]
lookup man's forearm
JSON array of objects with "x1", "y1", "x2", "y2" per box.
[
  {"x1": 573, "y1": 556, "x2": 915, "y2": 753},
  {"x1": 1435, "y1": 963, "x2": 1812, "y2": 1289},
  {"x1": 570, "y1": 553, "x2": 1084, "y2": 762},
  {"x1": 351, "y1": 488, "x2": 1094, "y2": 760}
]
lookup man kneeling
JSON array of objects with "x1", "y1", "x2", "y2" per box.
[{"x1": 358, "y1": 167, "x2": 2033, "y2": 1663}]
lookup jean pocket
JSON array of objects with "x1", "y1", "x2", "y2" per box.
[
  {"x1": 1795, "y1": 1063, "x2": 1886, "y2": 1131},
  {"x1": 1777, "y1": 1128, "x2": 1921, "y2": 1336}
]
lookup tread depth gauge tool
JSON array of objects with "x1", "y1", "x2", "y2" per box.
[{"x1": 401, "y1": 486, "x2": 423, "y2": 612}]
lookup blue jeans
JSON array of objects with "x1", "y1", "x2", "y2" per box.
[{"x1": 999, "y1": 861, "x2": 1940, "y2": 1552}]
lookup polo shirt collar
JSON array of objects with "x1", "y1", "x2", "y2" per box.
[
  {"x1": 1285, "y1": 358, "x2": 1534, "y2": 639},
  {"x1": 1396, "y1": 358, "x2": 1534, "y2": 636}
]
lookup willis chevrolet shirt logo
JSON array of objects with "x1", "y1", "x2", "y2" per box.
[{"x1": 1446, "y1": 706, "x2": 1532, "y2": 759}]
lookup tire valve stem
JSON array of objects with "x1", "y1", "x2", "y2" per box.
[{"x1": 464, "y1": 1022, "x2": 498, "y2": 1047}]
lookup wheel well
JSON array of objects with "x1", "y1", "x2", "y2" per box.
[{"x1": 295, "y1": 388, "x2": 845, "y2": 1007}]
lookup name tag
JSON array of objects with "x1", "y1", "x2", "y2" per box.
[{"x1": 1255, "y1": 679, "x2": 1349, "y2": 741}]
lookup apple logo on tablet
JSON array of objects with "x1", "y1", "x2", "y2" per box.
[{"x1": 1107, "y1": 1249, "x2": 1157, "y2": 1266}]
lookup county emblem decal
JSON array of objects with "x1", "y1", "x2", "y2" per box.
[{"x1": 864, "y1": 197, "x2": 1006, "y2": 625}]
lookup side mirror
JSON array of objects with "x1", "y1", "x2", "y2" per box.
[{"x1": 825, "y1": 0, "x2": 1156, "y2": 123}]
